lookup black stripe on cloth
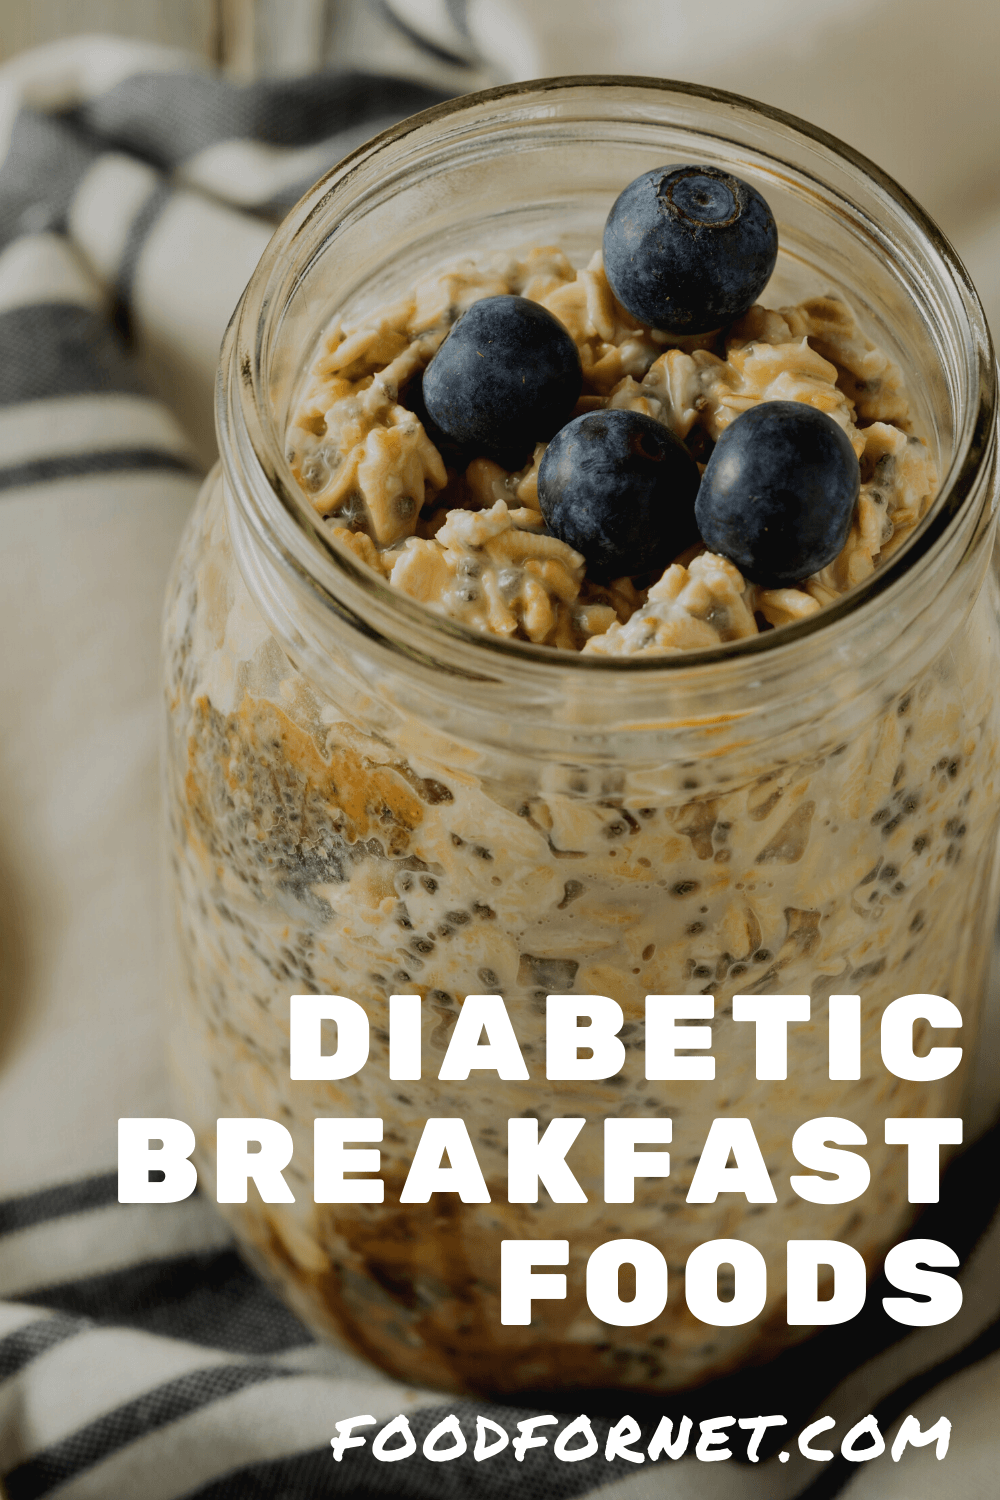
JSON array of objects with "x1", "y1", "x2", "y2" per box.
[
  {"x1": 374, "y1": 0, "x2": 475, "y2": 67},
  {"x1": 0, "y1": 110, "x2": 100, "y2": 252},
  {"x1": 3, "y1": 1364, "x2": 296, "y2": 1500},
  {"x1": 113, "y1": 180, "x2": 173, "y2": 341},
  {"x1": 0, "y1": 448, "x2": 199, "y2": 492},
  {"x1": 0, "y1": 1172, "x2": 118, "y2": 1235},
  {"x1": 178, "y1": 1310, "x2": 1000, "y2": 1500},
  {"x1": 177, "y1": 1402, "x2": 646, "y2": 1500},
  {"x1": 0, "y1": 304, "x2": 144, "y2": 406},
  {"x1": 19, "y1": 1248, "x2": 313, "y2": 1356},
  {"x1": 0, "y1": 1317, "x2": 86, "y2": 1382},
  {"x1": 61, "y1": 71, "x2": 451, "y2": 171},
  {"x1": 796, "y1": 1307, "x2": 1000, "y2": 1500}
]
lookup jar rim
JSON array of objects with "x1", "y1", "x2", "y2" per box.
[{"x1": 219, "y1": 74, "x2": 997, "y2": 681}]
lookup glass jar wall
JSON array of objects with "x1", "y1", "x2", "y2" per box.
[{"x1": 162, "y1": 78, "x2": 1000, "y2": 1396}]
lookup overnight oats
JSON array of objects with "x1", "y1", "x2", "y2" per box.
[{"x1": 162, "y1": 81, "x2": 1000, "y2": 1395}]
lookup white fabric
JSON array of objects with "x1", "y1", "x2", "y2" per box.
[{"x1": 388, "y1": 0, "x2": 1000, "y2": 339}]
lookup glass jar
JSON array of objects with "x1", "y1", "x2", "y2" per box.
[{"x1": 162, "y1": 78, "x2": 1000, "y2": 1396}]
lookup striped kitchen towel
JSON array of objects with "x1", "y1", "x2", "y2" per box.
[
  {"x1": 0, "y1": 14, "x2": 998, "y2": 1500},
  {"x1": 1, "y1": 1132, "x2": 999, "y2": 1498}
]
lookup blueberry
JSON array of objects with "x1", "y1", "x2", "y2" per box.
[
  {"x1": 401, "y1": 370, "x2": 475, "y2": 469},
  {"x1": 422, "y1": 295, "x2": 582, "y2": 469},
  {"x1": 695, "y1": 401, "x2": 860, "y2": 585},
  {"x1": 603, "y1": 164, "x2": 778, "y2": 334},
  {"x1": 537, "y1": 408, "x2": 701, "y2": 578}
]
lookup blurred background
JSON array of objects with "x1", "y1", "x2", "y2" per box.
[
  {"x1": 1, "y1": 10, "x2": 999, "y2": 1493},
  {"x1": 3, "y1": 0, "x2": 998, "y2": 351}
]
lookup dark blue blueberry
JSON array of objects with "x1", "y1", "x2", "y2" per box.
[
  {"x1": 401, "y1": 370, "x2": 475, "y2": 470},
  {"x1": 421, "y1": 295, "x2": 582, "y2": 469},
  {"x1": 603, "y1": 164, "x2": 778, "y2": 334},
  {"x1": 537, "y1": 408, "x2": 701, "y2": 579},
  {"x1": 695, "y1": 400, "x2": 860, "y2": 585}
]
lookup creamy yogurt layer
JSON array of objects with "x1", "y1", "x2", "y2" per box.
[{"x1": 286, "y1": 247, "x2": 936, "y2": 655}]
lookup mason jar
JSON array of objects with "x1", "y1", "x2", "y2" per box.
[{"x1": 162, "y1": 77, "x2": 1000, "y2": 1396}]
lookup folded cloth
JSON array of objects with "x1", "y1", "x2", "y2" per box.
[{"x1": 0, "y1": 23, "x2": 998, "y2": 1500}]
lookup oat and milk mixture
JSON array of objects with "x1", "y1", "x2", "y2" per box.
[
  {"x1": 163, "y1": 239, "x2": 1000, "y2": 1396},
  {"x1": 286, "y1": 247, "x2": 934, "y2": 654}
]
